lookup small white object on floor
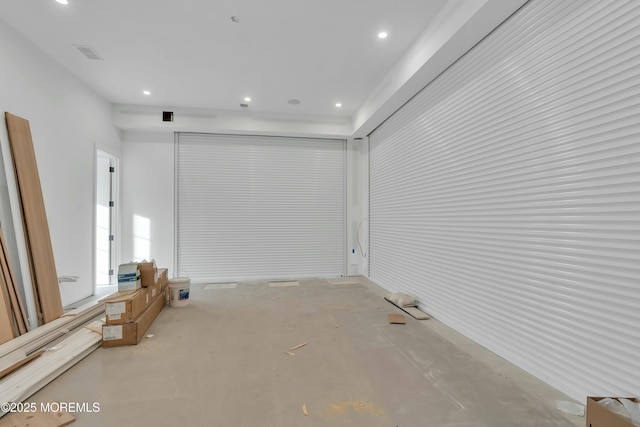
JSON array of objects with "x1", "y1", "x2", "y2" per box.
[
  {"x1": 555, "y1": 400, "x2": 585, "y2": 417},
  {"x1": 146, "y1": 334, "x2": 154, "y2": 338},
  {"x1": 619, "y1": 398, "x2": 640, "y2": 426},
  {"x1": 289, "y1": 342, "x2": 307, "y2": 351},
  {"x1": 386, "y1": 292, "x2": 419, "y2": 307}
]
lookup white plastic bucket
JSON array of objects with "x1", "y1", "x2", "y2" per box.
[{"x1": 168, "y1": 277, "x2": 190, "y2": 307}]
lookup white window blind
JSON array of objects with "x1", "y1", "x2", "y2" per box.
[
  {"x1": 369, "y1": 0, "x2": 640, "y2": 402},
  {"x1": 176, "y1": 133, "x2": 345, "y2": 282}
]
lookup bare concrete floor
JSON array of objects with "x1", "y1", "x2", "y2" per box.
[{"x1": 30, "y1": 277, "x2": 584, "y2": 426}]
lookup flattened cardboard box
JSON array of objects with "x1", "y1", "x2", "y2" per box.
[
  {"x1": 586, "y1": 397, "x2": 639, "y2": 427},
  {"x1": 156, "y1": 268, "x2": 170, "y2": 304},
  {"x1": 138, "y1": 261, "x2": 157, "y2": 287},
  {"x1": 102, "y1": 290, "x2": 166, "y2": 348}
]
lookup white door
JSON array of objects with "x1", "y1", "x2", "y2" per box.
[{"x1": 96, "y1": 151, "x2": 117, "y2": 287}]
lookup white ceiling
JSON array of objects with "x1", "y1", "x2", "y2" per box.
[{"x1": 0, "y1": 0, "x2": 526, "y2": 137}]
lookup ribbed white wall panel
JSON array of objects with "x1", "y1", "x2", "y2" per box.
[
  {"x1": 369, "y1": 0, "x2": 640, "y2": 402},
  {"x1": 177, "y1": 133, "x2": 345, "y2": 281}
]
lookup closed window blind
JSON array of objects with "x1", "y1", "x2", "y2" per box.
[
  {"x1": 177, "y1": 133, "x2": 345, "y2": 282},
  {"x1": 369, "y1": 0, "x2": 640, "y2": 401}
]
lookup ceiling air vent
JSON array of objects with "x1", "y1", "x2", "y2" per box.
[
  {"x1": 74, "y1": 44, "x2": 103, "y2": 60},
  {"x1": 240, "y1": 103, "x2": 249, "y2": 109}
]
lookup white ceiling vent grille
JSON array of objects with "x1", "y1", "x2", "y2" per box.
[{"x1": 74, "y1": 44, "x2": 102, "y2": 60}]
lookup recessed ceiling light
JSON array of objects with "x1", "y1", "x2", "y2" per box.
[
  {"x1": 335, "y1": 103, "x2": 342, "y2": 108},
  {"x1": 56, "y1": 0, "x2": 69, "y2": 4},
  {"x1": 378, "y1": 31, "x2": 388, "y2": 39},
  {"x1": 244, "y1": 97, "x2": 251, "y2": 102},
  {"x1": 143, "y1": 90, "x2": 151, "y2": 95}
]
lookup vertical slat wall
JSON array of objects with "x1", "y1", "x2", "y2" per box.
[
  {"x1": 177, "y1": 133, "x2": 345, "y2": 282},
  {"x1": 368, "y1": 0, "x2": 640, "y2": 401}
]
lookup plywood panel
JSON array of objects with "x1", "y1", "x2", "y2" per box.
[{"x1": 4, "y1": 113, "x2": 62, "y2": 324}]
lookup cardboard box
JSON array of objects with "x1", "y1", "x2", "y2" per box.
[
  {"x1": 156, "y1": 268, "x2": 170, "y2": 305},
  {"x1": 586, "y1": 397, "x2": 639, "y2": 427},
  {"x1": 102, "y1": 290, "x2": 166, "y2": 348},
  {"x1": 146, "y1": 281, "x2": 160, "y2": 302},
  {"x1": 104, "y1": 288, "x2": 149, "y2": 325},
  {"x1": 145, "y1": 268, "x2": 168, "y2": 301},
  {"x1": 118, "y1": 263, "x2": 141, "y2": 292},
  {"x1": 138, "y1": 260, "x2": 157, "y2": 287},
  {"x1": 157, "y1": 268, "x2": 168, "y2": 290}
]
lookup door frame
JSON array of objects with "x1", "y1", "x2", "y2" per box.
[{"x1": 94, "y1": 148, "x2": 120, "y2": 292}]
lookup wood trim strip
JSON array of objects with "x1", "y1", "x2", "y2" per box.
[
  {"x1": 0, "y1": 324, "x2": 102, "y2": 414},
  {"x1": 0, "y1": 297, "x2": 107, "y2": 360},
  {"x1": 0, "y1": 349, "x2": 44, "y2": 380}
]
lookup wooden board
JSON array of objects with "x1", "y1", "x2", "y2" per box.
[
  {"x1": 268, "y1": 281, "x2": 299, "y2": 287},
  {"x1": 0, "y1": 228, "x2": 16, "y2": 342},
  {"x1": 387, "y1": 313, "x2": 406, "y2": 324},
  {"x1": 384, "y1": 296, "x2": 431, "y2": 320},
  {"x1": 0, "y1": 271, "x2": 15, "y2": 343},
  {"x1": 4, "y1": 113, "x2": 62, "y2": 324},
  {"x1": 400, "y1": 306, "x2": 430, "y2": 320},
  {"x1": 0, "y1": 227, "x2": 28, "y2": 334},
  {"x1": 0, "y1": 409, "x2": 75, "y2": 426},
  {"x1": 0, "y1": 349, "x2": 44, "y2": 380}
]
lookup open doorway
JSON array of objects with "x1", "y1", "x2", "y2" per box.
[{"x1": 95, "y1": 150, "x2": 118, "y2": 295}]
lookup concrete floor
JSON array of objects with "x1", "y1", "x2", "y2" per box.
[{"x1": 30, "y1": 277, "x2": 584, "y2": 426}]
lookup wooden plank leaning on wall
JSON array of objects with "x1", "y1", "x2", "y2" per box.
[
  {"x1": 4, "y1": 113, "x2": 63, "y2": 325},
  {"x1": 0, "y1": 227, "x2": 28, "y2": 335},
  {"x1": 0, "y1": 257, "x2": 14, "y2": 343}
]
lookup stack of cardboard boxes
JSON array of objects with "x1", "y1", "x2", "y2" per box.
[{"x1": 102, "y1": 262, "x2": 169, "y2": 348}]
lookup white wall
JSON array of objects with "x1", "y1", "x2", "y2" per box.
[
  {"x1": 121, "y1": 130, "x2": 367, "y2": 279},
  {"x1": 121, "y1": 131, "x2": 175, "y2": 277},
  {"x1": 0, "y1": 18, "x2": 122, "y2": 308},
  {"x1": 345, "y1": 139, "x2": 367, "y2": 276}
]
